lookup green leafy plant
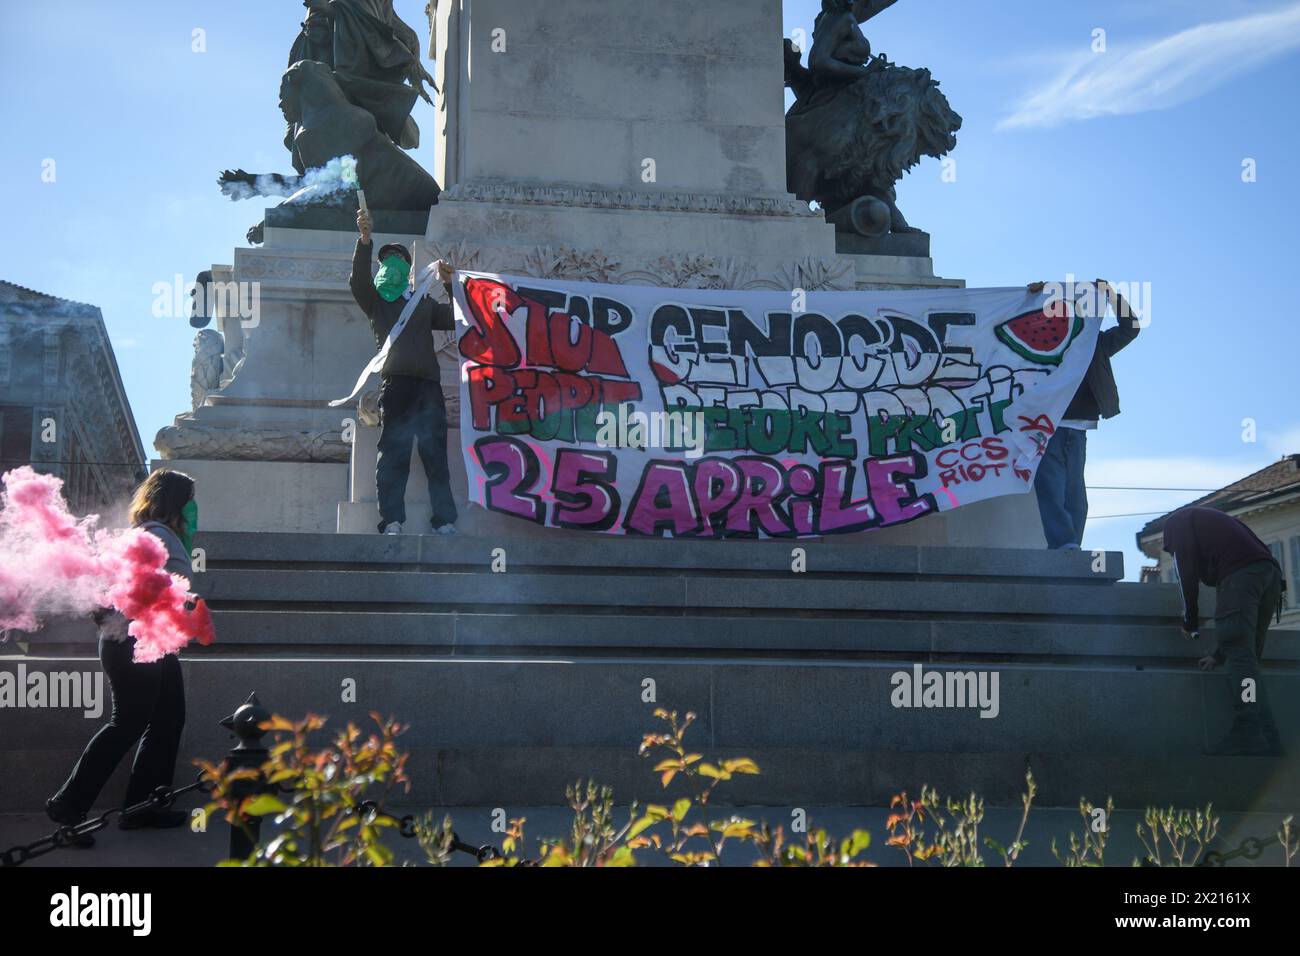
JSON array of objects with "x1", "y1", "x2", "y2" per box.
[
  {"x1": 884, "y1": 787, "x2": 938, "y2": 865},
  {"x1": 751, "y1": 822, "x2": 874, "y2": 867},
  {"x1": 630, "y1": 708, "x2": 761, "y2": 866},
  {"x1": 1134, "y1": 805, "x2": 1219, "y2": 867},
  {"x1": 1051, "y1": 796, "x2": 1114, "y2": 867},
  {"x1": 198, "y1": 707, "x2": 1291, "y2": 869},
  {"x1": 198, "y1": 712, "x2": 410, "y2": 867},
  {"x1": 485, "y1": 782, "x2": 635, "y2": 867},
  {"x1": 986, "y1": 770, "x2": 1036, "y2": 866},
  {"x1": 886, "y1": 771, "x2": 1036, "y2": 867},
  {"x1": 1278, "y1": 815, "x2": 1296, "y2": 868},
  {"x1": 484, "y1": 709, "x2": 764, "y2": 866},
  {"x1": 409, "y1": 813, "x2": 458, "y2": 867}
]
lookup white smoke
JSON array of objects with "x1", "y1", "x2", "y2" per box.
[
  {"x1": 283, "y1": 154, "x2": 360, "y2": 205},
  {"x1": 221, "y1": 155, "x2": 360, "y2": 203},
  {"x1": 222, "y1": 175, "x2": 295, "y2": 201}
]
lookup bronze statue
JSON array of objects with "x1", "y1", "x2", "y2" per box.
[
  {"x1": 220, "y1": 61, "x2": 442, "y2": 243},
  {"x1": 217, "y1": 1, "x2": 442, "y2": 244},
  {"x1": 785, "y1": 0, "x2": 961, "y2": 239},
  {"x1": 287, "y1": 0, "x2": 436, "y2": 151}
]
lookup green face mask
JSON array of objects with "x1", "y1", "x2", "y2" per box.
[
  {"x1": 374, "y1": 254, "x2": 411, "y2": 302},
  {"x1": 180, "y1": 499, "x2": 198, "y2": 554}
]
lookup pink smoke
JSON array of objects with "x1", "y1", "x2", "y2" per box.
[{"x1": 0, "y1": 466, "x2": 214, "y2": 663}]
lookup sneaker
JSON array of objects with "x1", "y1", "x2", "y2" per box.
[
  {"x1": 383, "y1": 522, "x2": 403, "y2": 535},
  {"x1": 120, "y1": 808, "x2": 188, "y2": 830},
  {"x1": 433, "y1": 523, "x2": 457, "y2": 536}
]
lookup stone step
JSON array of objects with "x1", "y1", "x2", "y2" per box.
[
  {"x1": 36, "y1": 611, "x2": 1293, "y2": 661},
  {"x1": 197, "y1": 612, "x2": 1300, "y2": 661},
  {"x1": 4, "y1": 655, "x2": 1297, "y2": 811},
  {"x1": 195, "y1": 531, "x2": 1126, "y2": 581},
  {"x1": 190, "y1": 568, "x2": 1188, "y2": 620}
]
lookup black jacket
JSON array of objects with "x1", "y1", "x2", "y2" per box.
[
  {"x1": 1063, "y1": 291, "x2": 1141, "y2": 422},
  {"x1": 350, "y1": 239, "x2": 454, "y2": 383}
]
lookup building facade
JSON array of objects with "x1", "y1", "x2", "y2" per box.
[
  {"x1": 0, "y1": 281, "x2": 145, "y2": 513},
  {"x1": 1138, "y1": 455, "x2": 1300, "y2": 626}
]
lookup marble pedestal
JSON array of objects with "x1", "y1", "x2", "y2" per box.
[
  {"x1": 154, "y1": 215, "x2": 427, "y2": 533},
  {"x1": 158, "y1": 0, "x2": 980, "y2": 538}
]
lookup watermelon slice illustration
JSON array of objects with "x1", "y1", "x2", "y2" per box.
[{"x1": 996, "y1": 305, "x2": 1085, "y2": 366}]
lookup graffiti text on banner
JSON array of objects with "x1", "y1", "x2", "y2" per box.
[{"x1": 454, "y1": 275, "x2": 1102, "y2": 539}]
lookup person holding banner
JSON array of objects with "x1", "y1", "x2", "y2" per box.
[
  {"x1": 1027, "y1": 279, "x2": 1141, "y2": 550},
  {"x1": 346, "y1": 206, "x2": 458, "y2": 535}
]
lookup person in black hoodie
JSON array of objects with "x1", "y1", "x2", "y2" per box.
[
  {"x1": 1163, "y1": 506, "x2": 1286, "y2": 756},
  {"x1": 351, "y1": 207, "x2": 459, "y2": 535},
  {"x1": 1027, "y1": 279, "x2": 1141, "y2": 550}
]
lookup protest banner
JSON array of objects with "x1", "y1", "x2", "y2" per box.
[{"x1": 454, "y1": 275, "x2": 1102, "y2": 539}]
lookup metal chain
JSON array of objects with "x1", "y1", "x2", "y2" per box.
[
  {"x1": 1199, "y1": 836, "x2": 1266, "y2": 867},
  {"x1": 354, "y1": 800, "x2": 503, "y2": 863},
  {"x1": 2, "y1": 779, "x2": 500, "y2": 867},
  {"x1": 1, "y1": 771, "x2": 212, "y2": 867}
]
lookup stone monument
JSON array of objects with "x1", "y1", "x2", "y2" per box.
[{"x1": 157, "y1": 0, "x2": 1046, "y2": 548}]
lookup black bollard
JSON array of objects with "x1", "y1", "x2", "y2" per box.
[{"x1": 219, "y1": 691, "x2": 271, "y2": 861}]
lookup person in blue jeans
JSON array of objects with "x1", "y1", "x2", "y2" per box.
[{"x1": 1027, "y1": 279, "x2": 1141, "y2": 550}]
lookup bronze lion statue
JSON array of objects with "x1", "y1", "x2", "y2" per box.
[{"x1": 785, "y1": 1, "x2": 961, "y2": 237}]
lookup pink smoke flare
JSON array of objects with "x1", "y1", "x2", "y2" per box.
[{"x1": 0, "y1": 466, "x2": 214, "y2": 663}]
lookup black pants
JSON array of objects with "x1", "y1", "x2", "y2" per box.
[
  {"x1": 52, "y1": 636, "x2": 186, "y2": 815},
  {"x1": 376, "y1": 375, "x2": 458, "y2": 530},
  {"x1": 1214, "y1": 560, "x2": 1283, "y2": 749}
]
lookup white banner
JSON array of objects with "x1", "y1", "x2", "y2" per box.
[{"x1": 453, "y1": 274, "x2": 1102, "y2": 539}]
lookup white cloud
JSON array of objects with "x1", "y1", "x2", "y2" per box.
[{"x1": 999, "y1": 3, "x2": 1300, "y2": 130}]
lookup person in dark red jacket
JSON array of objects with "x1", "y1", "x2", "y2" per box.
[{"x1": 1163, "y1": 506, "x2": 1286, "y2": 755}]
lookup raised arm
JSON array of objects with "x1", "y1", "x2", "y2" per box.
[
  {"x1": 427, "y1": 260, "x2": 458, "y2": 331},
  {"x1": 350, "y1": 209, "x2": 380, "y2": 320},
  {"x1": 1096, "y1": 279, "x2": 1141, "y2": 357}
]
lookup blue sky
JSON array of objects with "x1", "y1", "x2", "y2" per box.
[{"x1": 2, "y1": 0, "x2": 1298, "y2": 575}]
